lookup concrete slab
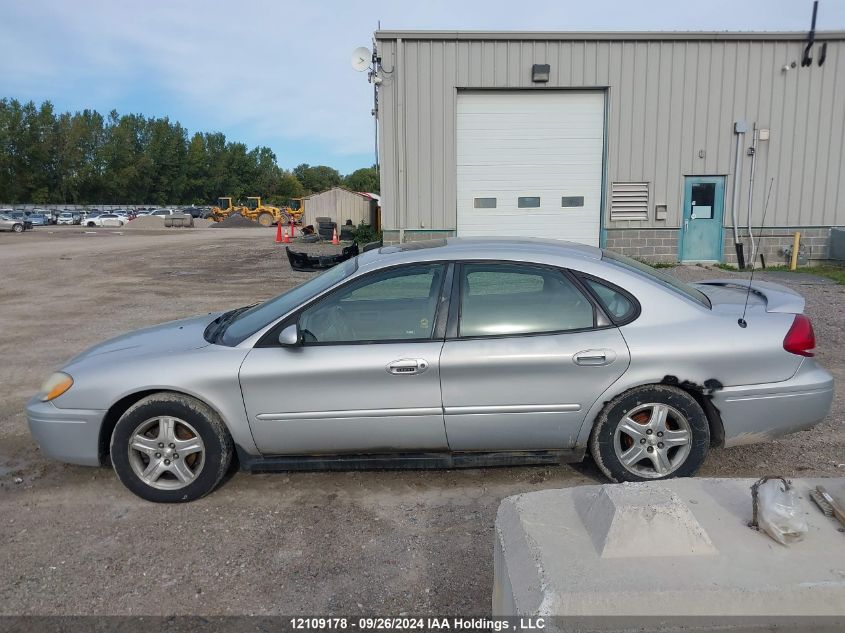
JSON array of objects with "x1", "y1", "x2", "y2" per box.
[{"x1": 493, "y1": 478, "x2": 845, "y2": 626}]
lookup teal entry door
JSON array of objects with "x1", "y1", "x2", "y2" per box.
[{"x1": 680, "y1": 176, "x2": 725, "y2": 262}]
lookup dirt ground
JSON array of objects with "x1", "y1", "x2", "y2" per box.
[{"x1": 0, "y1": 226, "x2": 842, "y2": 615}]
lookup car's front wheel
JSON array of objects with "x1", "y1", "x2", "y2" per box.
[
  {"x1": 589, "y1": 385, "x2": 709, "y2": 482},
  {"x1": 110, "y1": 393, "x2": 233, "y2": 502},
  {"x1": 13, "y1": 223, "x2": 23, "y2": 233}
]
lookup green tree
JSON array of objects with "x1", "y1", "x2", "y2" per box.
[
  {"x1": 292, "y1": 163, "x2": 342, "y2": 194},
  {"x1": 0, "y1": 98, "x2": 383, "y2": 207},
  {"x1": 344, "y1": 165, "x2": 379, "y2": 194}
]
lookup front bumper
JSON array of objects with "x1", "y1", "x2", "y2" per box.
[
  {"x1": 713, "y1": 360, "x2": 834, "y2": 447},
  {"x1": 26, "y1": 397, "x2": 106, "y2": 466}
]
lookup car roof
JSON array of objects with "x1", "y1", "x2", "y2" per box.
[{"x1": 357, "y1": 237, "x2": 601, "y2": 271}]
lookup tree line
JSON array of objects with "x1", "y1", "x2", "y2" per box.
[{"x1": 0, "y1": 98, "x2": 379, "y2": 206}]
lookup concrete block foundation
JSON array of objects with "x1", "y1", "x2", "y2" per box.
[{"x1": 493, "y1": 478, "x2": 845, "y2": 629}]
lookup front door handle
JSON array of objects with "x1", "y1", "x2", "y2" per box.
[
  {"x1": 574, "y1": 349, "x2": 616, "y2": 366},
  {"x1": 387, "y1": 358, "x2": 429, "y2": 375}
]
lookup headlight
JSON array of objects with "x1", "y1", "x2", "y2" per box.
[{"x1": 40, "y1": 372, "x2": 74, "y2": 402}]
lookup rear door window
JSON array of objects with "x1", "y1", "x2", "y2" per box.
[{"x1": 458, "y1": 263, "x2": 594, "y2": 337}]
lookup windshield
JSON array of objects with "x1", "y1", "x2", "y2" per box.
[
  {"x1": 601, "y1": 250, "x2": 711, "y2": 309},
  {"x1": 219, "y1": 258, "x2": 358, "y2": 346}
]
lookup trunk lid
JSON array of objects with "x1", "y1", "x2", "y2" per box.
[{"x1": 692, "y1": 278, "x2": 805, "y2": 315}]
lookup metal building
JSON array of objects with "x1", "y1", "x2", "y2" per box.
[
  {"x1": 301, "y1": 187, "x2": 378, "y2": 228},
  {"x1": 374, "y1": 30, "x2": 845, "y2": 264}
]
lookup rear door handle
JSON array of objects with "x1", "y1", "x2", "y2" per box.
[
  {"x1": 387, "y1": 358, "x2": 429, "y2": 375},
  {"x1": 574, "y1": 349, "x2": 616, "y2": 366}
]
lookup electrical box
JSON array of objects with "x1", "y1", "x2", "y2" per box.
[
  {"x1": 759, "y1": 128, "x2": 770, "y2": 141},
  {"x1": 655, "y1": 204, "x2": 667, "y2": 221},
  {"x1": 734, "y1": 120, "x2": 748, "y2": 134}
]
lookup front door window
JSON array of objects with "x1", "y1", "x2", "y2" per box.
[{"x1": 299, "y1": 264, "x2": 446, "y2": 343}]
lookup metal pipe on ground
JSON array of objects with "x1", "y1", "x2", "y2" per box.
[
  {"x1": 745, "y1": 123, "x2": 759, "y2": 267},
  {"x1": 731, "y1": 121, "x2": 747, "y2": 269}
]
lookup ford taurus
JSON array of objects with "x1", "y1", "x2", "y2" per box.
[{"x1": 27, "y1": 238, "x2": 834, "y2": 502}]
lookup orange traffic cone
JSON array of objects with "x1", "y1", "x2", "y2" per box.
[
  {"x1": 275, "y1": 222, "x2": 283, "y2": 243},
  {"x1": 331, "y1": 226, "x2": 339, "y2": 245},
  {"x1": 282, "y1": 227, "x2": 291, "y2": 244}
]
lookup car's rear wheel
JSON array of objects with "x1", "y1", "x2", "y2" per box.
[
  {"x1": 110, "y1": 393, "x2": 233, "y2": 502},
  {"x1": 13, "y1": 223, "x2": 23, "y2": 233},
  {"x1": 589, "y1": 385, "x2": 709, "y2": 482}
]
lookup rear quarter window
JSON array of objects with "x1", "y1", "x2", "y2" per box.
[{"x1": 601, "y1": 250, "x2": 711, "y2": 309}]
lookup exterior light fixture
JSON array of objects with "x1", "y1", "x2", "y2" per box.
[{"x1": 531, "y1": 64, "x2": 550, "y2": 83}]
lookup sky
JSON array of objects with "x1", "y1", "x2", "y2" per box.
[{"x1": 1, "y1": 0, "x2": 843, "y2": 174}]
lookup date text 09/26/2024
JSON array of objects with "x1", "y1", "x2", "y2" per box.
[{"x1": 289, "y1": 617, "x2": 546, "y2": 631}]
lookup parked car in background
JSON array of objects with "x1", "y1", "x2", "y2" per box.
[
  {"x1": 7, "y1": 211, "x2": 33, "y2": 230},
  {"x1": 57, "y1": 212, "x2": 76, "y2": 225},
  {"x1": 0, "y1": 212, "x2": 28, "y2": 232},
  {"x1": 151, "y1": 208, "x2": 177, "y2": 217},
  {"x1": 85, "y1": 213, "x2": 125, "y2": 227},
  {"x1": 28, "y1": 213, "x2": 50, "y2": 226},
  {"x1": 82, "y1": 212, "x2": 103, "y2": 226},
  {"x1": 25, "y1": 238, "x2": 834, "y2": 502},
  {"x1": 181, "y1": 206, "x2": 211, "y2": 219}
]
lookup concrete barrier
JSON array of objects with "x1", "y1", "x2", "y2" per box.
[{"x1": 493, "y1": 478, "x2": 845, "y2": 630}]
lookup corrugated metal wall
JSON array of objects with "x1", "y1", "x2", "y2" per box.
[
  {"x1": 376, "y1": 33, "x2": 845, "y2": 232},
  {"x1": 302, "y1": 187, "x2": 371, "y2": 227}
]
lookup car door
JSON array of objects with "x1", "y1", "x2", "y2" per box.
[
  {"x1": 239, "y1": 262, "x2": 451, "y2": 455},
  {"x1": 440, "y1": 262, "x2": 630, "y2": 451}
]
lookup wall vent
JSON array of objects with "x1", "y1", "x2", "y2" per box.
[{"x1": 610, "y1": 182, "x2": 649, "y2": 221}]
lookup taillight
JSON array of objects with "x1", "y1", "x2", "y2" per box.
[{"x1": 783, "y1": 314, "x2": 816, "y2": 357}]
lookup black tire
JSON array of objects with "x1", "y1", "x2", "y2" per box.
[
  {"x1": 87, "y1": 222, "x2": 95, "y2": 227},
  {"x1": 13, "y1": 223, "x2": 23, "y2": 233},
  {"x1": 110, "y1": 393, "x2": 233, "y2": 503},
  {"x1": 589, "y1": 384, "x2": 709, "y2": 483}
]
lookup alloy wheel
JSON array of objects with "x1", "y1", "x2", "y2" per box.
[
  {"x1": 612, "y1": 403, "x2": 692, "y2": 479},
  {"x1": 127, "y1": 416, "x2": 205, "y2": 490}
]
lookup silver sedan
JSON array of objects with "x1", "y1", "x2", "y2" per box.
[{"x1": 27, "y1": 238, "x2": 834, "y2": 502}]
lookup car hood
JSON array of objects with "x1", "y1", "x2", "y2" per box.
[{"x1": 66, "y1": 313, "x2": 221, "y2": 366}]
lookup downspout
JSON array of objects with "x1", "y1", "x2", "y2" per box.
[
  {"x1": 746, "y1": 123, "x2": 759, "y2": 265},
  {"x1": 731, "y1": 121, "x2": 747, "y2": 268}
]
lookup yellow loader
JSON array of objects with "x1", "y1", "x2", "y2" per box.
[
  {"x1": 240, "y1": 197, "x2": 291, "y2": 227},
  {"x1": 208, "y1": 197, "x2": 244, "y2": 222}
]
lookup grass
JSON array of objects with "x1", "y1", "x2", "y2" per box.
[
  {"x1": 633, "y1": 258, "x2": 677, "y2": 269},
  {"x1": 763, "y1": 264, "x2": 845, "y2": 284},
  {"x1": 712, "y1": 262, "x2": 845, "y2": 284}
]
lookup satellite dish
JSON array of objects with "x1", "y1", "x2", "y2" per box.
[{"x1": 351, "y1": 46, "x2": 371, "y2": 72}]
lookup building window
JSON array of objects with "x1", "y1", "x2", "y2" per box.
[
  {"x1": 473, "y1": 197, "x2": 497, "y2": 209},
  {"x1": 561, "y1": 196, "x2": 585, "y2": 208},
  {"x1": 517, "y1": 197, "x2": 541, "y2": 208},
  {"x1": 610, "y1": 182, "x2": 649, "y2": 221}
]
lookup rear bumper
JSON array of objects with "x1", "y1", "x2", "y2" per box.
[
  {"x1": 713, "y1": 360, "x2": 834, "y2": 447},
  {"x1": 26, "y1": 397, "x2": 106, "y2": 466}
]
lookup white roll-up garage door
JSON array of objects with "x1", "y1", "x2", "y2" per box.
[{"x1": 456, "y1": 90, "x2": 605, "y2": 246}]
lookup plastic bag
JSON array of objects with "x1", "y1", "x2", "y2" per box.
[{"x1": 756, "y1": 478, "x2": 808, "y2": 545}]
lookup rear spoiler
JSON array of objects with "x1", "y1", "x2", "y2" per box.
[{"x1": 695, "y1": 278, "x2": 805, "y2": 314}]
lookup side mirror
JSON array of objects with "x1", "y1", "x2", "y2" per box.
[{"x1": 278, "y1": 323, "x2": 300, "y2": 346}]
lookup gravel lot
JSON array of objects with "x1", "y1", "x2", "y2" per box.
[{"x1": 0, "y1": 226, "x2": 842, "y2": 615}]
